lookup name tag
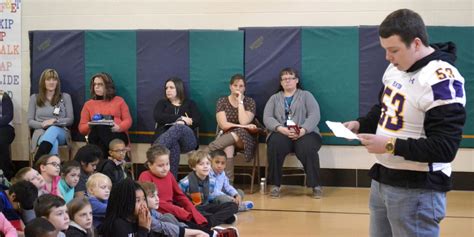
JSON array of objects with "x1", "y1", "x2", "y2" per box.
[{"x1": 53, "y1": 107, "x2": 60, "y2": 116}]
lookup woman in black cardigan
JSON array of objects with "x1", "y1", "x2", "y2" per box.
[
  {"x1": 0, "y1": 90, "x2": 15, "y2": 179},
  {"x1": 153, "y1": 77, "x2": 200, "y2": 177}
]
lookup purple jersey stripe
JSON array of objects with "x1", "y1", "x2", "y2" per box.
[{"x1": 432, "y1": 80, "x2": 452, "y2": 100}]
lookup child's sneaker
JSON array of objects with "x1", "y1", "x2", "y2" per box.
[
  {"x1": 270, "y1": 186, "x2": 281, "y2": 198},
  {"x1": 213, "y1": 226, "x2": 240, "y2": 237},
  {"x1": 238, "y1": 201, "x2": 254, "y2": 211}
]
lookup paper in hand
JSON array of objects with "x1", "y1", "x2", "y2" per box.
[{"x1": 325, "y1": 121, "x2": 359, "y2": 140}]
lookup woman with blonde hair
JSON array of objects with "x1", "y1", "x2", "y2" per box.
[{"x1": 28, "y1": 69, "x2": 73, "y2": 163}]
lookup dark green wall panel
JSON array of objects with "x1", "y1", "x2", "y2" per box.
[
  {"x1": 85, "y1": 31, "x2": 137, "y2": 129},
  {"x1": 189, "y1": 30, "x2": 244, "y2": 142},
  {"x1": 302, "y1": 27, "x2": 360, "y2": 145}
]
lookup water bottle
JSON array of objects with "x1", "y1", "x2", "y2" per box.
[{"x1": 260, "y1": 177, "x2": 266, "y2": 194}]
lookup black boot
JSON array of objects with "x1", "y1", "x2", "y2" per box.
[{"x1": 34, "y1": 141, "x2": 53, "y2": 164}]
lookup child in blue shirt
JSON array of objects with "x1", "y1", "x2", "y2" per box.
[
  {"x1": 86, "y1": 173, "x2": 111, "y2": 229},
  {"x1": 209, "y1": 150, "x2": 253, "y2": 212}
]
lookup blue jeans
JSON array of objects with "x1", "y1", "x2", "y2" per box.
[
  {"x1": 369, "y1": 180, "x2": 446, "y2": 237},
  {"x1": 38, "y1": 126, "x2": 67, "y2": 155}
]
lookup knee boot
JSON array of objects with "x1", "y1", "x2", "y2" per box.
[
  {"x1": 208, "y1": 133, "x2": 235, "y2": 151},
  {"x1": 34, "y1": 141, "x2": 53, "y2": 163},
  {"x1": 225, "y1": 157, "x2": 235, "y2": 184}
]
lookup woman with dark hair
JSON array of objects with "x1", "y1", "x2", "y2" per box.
[
  {"x1": 100, "y1": 179, "x2": 151, "y2": 237},
  {"x1": 153, "y1": 77, "x2": 200, "y2": 177},
  {"x1": 78, "y1": 72, "x2": 132, "y2": 159},
  {"x1": 0, "y1": 90, "x2": 15, "y2": 179},
  {"x1": 28, "y1": 69, "x2": 74, "y2": 163},
  {"x1": 263, "y1": 67, "x2": 323, "y2": 199},
  {"x1": 208, "y1": 74, "x2": 257, "y2": 183}
]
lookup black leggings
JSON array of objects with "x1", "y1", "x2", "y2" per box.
[
  {"x1": 88, "y1": 125, "x2": 129, "y2": 159},
  {"x1": 0, "y1": 125, "x2": 15, "y2": 179}
]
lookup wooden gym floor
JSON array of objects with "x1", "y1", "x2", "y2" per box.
[{"x1": 232, "y1": 186, "x2": 474, "y2": 236}]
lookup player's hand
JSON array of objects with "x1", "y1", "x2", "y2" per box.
[
  {"x1": 358, "y1": 134, "x2": 390, "y2": 154},
  {"x1": 343, "y1": 121, "x2": 360, "y2": 134}
]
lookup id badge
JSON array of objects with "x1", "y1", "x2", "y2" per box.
[{"x1": 53, "y1": 107, "x2": 60, "y2": 116}]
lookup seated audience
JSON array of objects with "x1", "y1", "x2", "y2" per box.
[
  {"x1": 58, "y1": 160, "x2": 81, "y2": 204},
  {"x1": 98, "y1": 139, "x2": 130, "y2": 184},
  {"x1": 263, "y1": 67, "x2": 323, "y2": 199},
  {"x1": 35, "y1": 155, "x2": 62, "y2": 198},
  {"x1": 153, "y1": 77, "x2": 201, "y2": 177},
  {"x1": 28, "y1": 69, "x2": 73, "y2": 163},
  {"x1": 24, "y1": 217, "x2": 59, "y2": 237},
  {"x1": 34, "y1": 194, "x2": 70, "y2": 237},
  {"x1": 66, "y1": 197, "x2": 94, "y2": 237},
  {"x1": 73, "y1": 144, "x2": 102, "y2": 198},
  {"x1": 0, "y1": 90, "x2": 15, "y2": 179},
  {"x1": 78, "y1": 72, "x2": 132, "y2": 159},
  {"x1": 208, "y1": 74, "x2": 257, "y2": 183},
  {"x1": 86, "y1": 173, "x2": 111, "y2": 229}
]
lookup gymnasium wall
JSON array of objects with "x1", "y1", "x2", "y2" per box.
[{"x1": 11, "y1": 1, "x2": 473, "y2": 177}]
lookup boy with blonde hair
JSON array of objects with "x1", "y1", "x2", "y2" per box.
[
  {"x1": 179, "y1": 151, "x2": 238, "y2": 228},
  {"x1": 86, "y1": 173, "x2": 111, "y2": 229}
]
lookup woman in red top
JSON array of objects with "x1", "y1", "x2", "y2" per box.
[{"x1": 79, "y1": 72, "x2": 132, "y2": 158}]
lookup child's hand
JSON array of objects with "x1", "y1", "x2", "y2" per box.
[
  {"x1": 234, "y1": 195, "x2": 242, "y2": 205},
  {"x1": 138, "y1": 203, "x2": 151, "y2": 230}
]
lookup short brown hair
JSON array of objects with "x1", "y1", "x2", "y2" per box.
[
  {"x1": 34, "y1": 194, "x2": 66, "y2": 217},
  {"x1": 188, "y1": 150, "x2": 211, "y2": 169},
  {"x1": 137, "y1": 181, "x2": 157, "y2": 196},
  {"x1": 146, "y1": 144, "x2": 170, "y2": 167},
  {"x1": 229, "y1": 73, "x2": 246, "y2": 86}
]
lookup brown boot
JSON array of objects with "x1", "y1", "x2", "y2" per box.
[
  {"x1": 225, "y1": 157, "x2": 235, "y2": 184},
  {"x1": 208, "y1": 133, "x2": 235, "y2": 151}
]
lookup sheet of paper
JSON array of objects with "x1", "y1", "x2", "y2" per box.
[{"x1": 325, "y1": 121, "x2": 359, "y2": 140}]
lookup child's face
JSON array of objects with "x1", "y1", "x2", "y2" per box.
[
  {"x1": 149, "y1": 155, "x2": 170, "y2": 178},
  {"x1": 109, "y1": 143, "x2": 127, "y2": 161},
  {"x1": 24, "y1": 169, "x2": 45, "y2": 188},
  {"x1": 82, "y1": 159, "x2": 99, "y2": 174},
  {"x1": 47, "y1": 205, "x2": 70, "y2": 231},
  {"x1": 73, "y1": 204, "x2": 93, "y2": 230},
  {"x1": 211, "y1": 155, "x2": 226, "y2": 174},
  {"x1": 193, "y1": 158, "x2": 211, "y2": 178},
  {"x1": 42, "y1": 156, "x2": 61, "y2": 177},
  {"x1": 134, "y1": 189, "x2": 148, "y2": 216},
  {"x1": 64, "y1": 167, "x2": 81, "y2": 187},
  {"x1": 89, "y1": 181, "x2": 111, "y2": 200},
  {"x1": 146, "y1": 191, "x2": 159, "y2": 210}
]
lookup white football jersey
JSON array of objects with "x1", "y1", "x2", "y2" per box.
[{"x1": 375, "y1": 60, "x2": 466, "y2": 176}]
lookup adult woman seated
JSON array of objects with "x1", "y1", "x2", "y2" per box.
[
  {"x1": 0, "y1": 90, "x2": 15, "y2": 179},
  {"x1": 28, "y1": 69, "x2": 74, "y2": 163},
  {"x1": 208, "y1": 74, "x2": 257, "y2": 182},
  {"x1": 79, "y1": 72, "x2": 132, "y2": 159},
  {"x1": 153, "y1": 77, "x2": 200, "y2": 177},
  {"x1": 263, "y1": 67, "x2": 323, "y2": 199}
]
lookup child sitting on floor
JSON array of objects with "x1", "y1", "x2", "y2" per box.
[
  {"x1": 86, "y1": 173, "x2": 111, "y2": 229},
  {"x1": 209, "y1": 150, "x2": 253, "y2": 212},
  {"x1": 179, "y1": 151, "x2": 238, "y2": 228}
]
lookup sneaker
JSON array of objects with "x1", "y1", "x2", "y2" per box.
[
  {"x1": 238, "y1": 201, "x2": 254, "y2": 211},
  {"x1": 313, "y1": 186, "x2": 323, "y2": 199},
  {"x1": 213, "y1": 226, "x2": 240, "y2": 237},
  {"x1": 270, "y1": 186, "x2": 281, "y2": 198}
]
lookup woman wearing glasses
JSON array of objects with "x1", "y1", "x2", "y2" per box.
[
  {"x1": 79, "y1": 72, "x2": 132, "y2": 159},
  {"x1": 263, "y1": 67, "x2": 323, "y2": 199},
  {"x1": 28, "y1": 69, "x2": 74, "y2": 163}
]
